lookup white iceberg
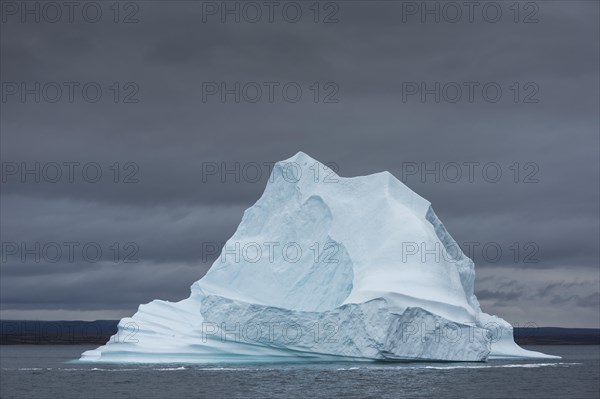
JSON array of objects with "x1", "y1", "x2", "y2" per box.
[{"x1": 80, "y1": 152, "x2": 557, "y2": 363}]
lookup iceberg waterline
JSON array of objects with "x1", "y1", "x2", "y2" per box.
[{"x1": 80, "y1": 152, "x2": 558, "y2": 363}]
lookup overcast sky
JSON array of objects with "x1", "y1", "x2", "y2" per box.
[{"x1": 1, "y1": 1, "x2": 598, "y2": 327}]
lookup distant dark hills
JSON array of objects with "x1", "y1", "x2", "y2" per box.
[
  {"x1": 1, "y1": 320, "x2": 119, "y2": 345},
  {"x1": 0, "y1": 320, "x2": 598, "y2": 345},
  {"x1": 513, "y1": 327, "x2": 600, "y2": 345}
]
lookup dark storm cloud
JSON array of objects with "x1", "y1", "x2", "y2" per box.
[
  {"x1": 0, "y1": 195, "x2": 245, "y2": 264},
  {"x1": 476, "y1": 278, "x2": 599, "y2": 309},
  {"x1": 0, "y1": 261, "x2": 207, "y2": 309},
  {"x1": 474, "y1": 266, "x2": 600, "y2": 326},
  {"x1": 1, "y1": 1, "x2": 598, "y2": 326}
]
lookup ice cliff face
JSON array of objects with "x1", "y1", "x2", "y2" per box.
[{"x1": 80, "y1": 152, "x2": 557, "y2": 363}]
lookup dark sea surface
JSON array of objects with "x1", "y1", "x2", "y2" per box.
[{"x1": 1, "y1": 345, "x2": 598, "y2": 398}]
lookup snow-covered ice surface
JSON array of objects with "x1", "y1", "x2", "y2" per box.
[{"x1": 80, "y1": 152, "x2": 558, "y2": 363}]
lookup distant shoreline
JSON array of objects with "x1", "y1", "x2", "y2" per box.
[{"x1": 1, "y1": 320, "x2": 598, "y2": 346}]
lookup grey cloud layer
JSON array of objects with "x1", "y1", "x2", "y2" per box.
[{"x1": 1, "y1": 1, "x2": 598, "y2": 326}]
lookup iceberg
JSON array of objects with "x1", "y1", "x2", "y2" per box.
[{"x1": 80, "y1": 152, "x2": 558, "y2": 363}]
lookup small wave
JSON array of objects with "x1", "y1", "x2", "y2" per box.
[
  {"x1": 89, "y1": 368, "x2": 139, "y2": 372},
  {"x1": 422, "y1": 362, "x2": 582, "y2": 370},
  {"x1": 153, "y1": 366, "x2": 188, "y2": 371},
  {"x1": 195, "y1": 367, "x2": 251, "y2": 371},
  {"x1": 331, "y1": 362, "x2": 583, "y2": 371},
  {"x1": 498, "y1": 362, "x2": 582, "y2": 368}
]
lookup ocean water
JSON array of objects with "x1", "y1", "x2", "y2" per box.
[{"x1": 0, "y1": 345, "x2": 598, "y2": 398}]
